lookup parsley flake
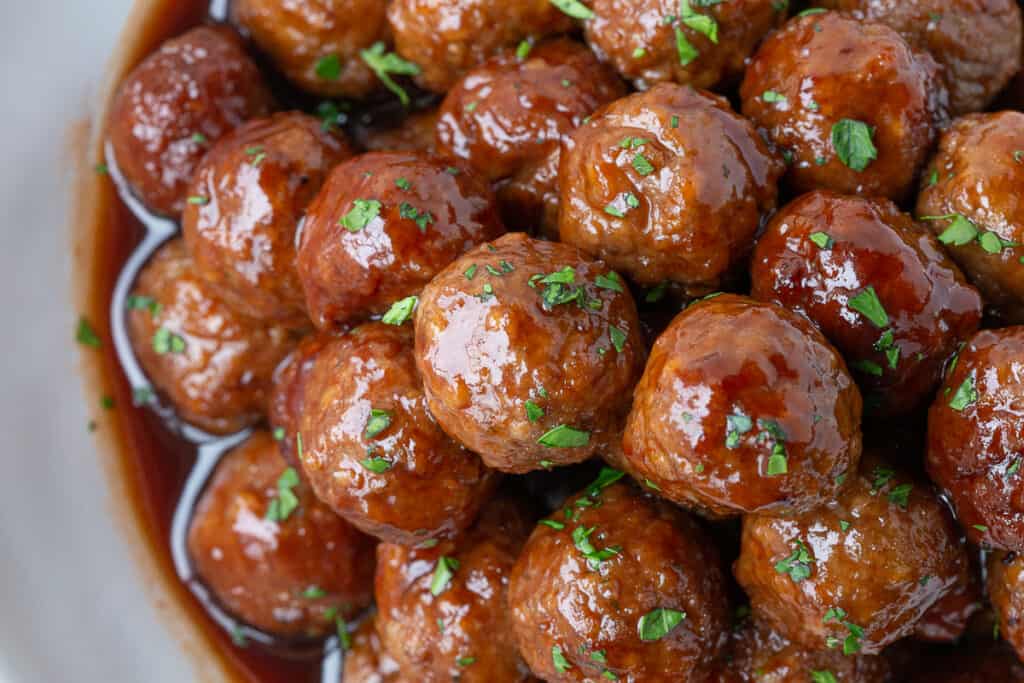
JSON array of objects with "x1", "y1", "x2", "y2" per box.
[
  {"x1": 831, "y1": 119, "x2": 877, "y2": 172},
  {"x1": 638, "y1": 608, "x2": 686, "y2": 641},
  {"x1": 340, "y1": 199, "x2": 381, "y2": 232}
]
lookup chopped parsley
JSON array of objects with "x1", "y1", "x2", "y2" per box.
[
  {"x1": 888, "y1": 483, "x2": 913, "y2": 509},
  {"x1": 364, "y1": 409, "x2": 393, "y2": 439},
  {"x1": 774, "y1": 540, "x2": 814, "y2": 582},
  {"x1": 831, "y1": 119, "x2": 877, "y2": 172},
  {"x1": 811, "y1": 671, "x2": 838, "y2": 683},
  {"x1": 265, "y1": 465, "x2": 301, "y2": 522},
  {"x1": 516, "y1": 39, "x2": 533, "y2": 60},
  {"x1": 632, "y1": 153, "x2": 655, "y2": 176},
  {"x1": 314, "y1": 54, "x2": 342, "y2": 80},
  {"x1": 848, "y1": 286, "x2": 889, "y2": 328},
  {"x1": 152, "y1": 328, "x2": 186, "y2": 354},
  {"x1": 538, "y1": 424, "x2": 590, "y2": 448},
  {"x1": 126, "y1": 295, "x2": 162, "y2": 318},
  {"x1": 302, "y1": 585, "x2": 326, "y2": 599},
  {"x1": 675, "y1": 27, "x2": 699, "y2": 65},
  {"x1": 762, "y1": 90, "x2": 787, "y2": 104},
  {"x1": 76, "y1": 317, "x2": 102, "y2": 348},
  {"x1": 360, "y1": 457, "x2": 392, "y2": 473},
  {"x1": 398, "y1": 202, "x2": 435, "y2": 231},
  {"x1": 187, "y1": 195, "x2": 209, "y2": 206},
  {"x1": 948, "y1": 375, "x2": 977, "y2": 411},
  {"x1": 609, "y1": 325, "x2": 627, "y2": 352},
  {"x1": 381, "y1": 295, "x2": 418, "y2": 325},
  {"x1": 360, "y1": 42, "x2": 421, "y2": 107},
  {"x1": 552, "y1": 645, "x2": 572, "y2": 673},
  {"x1": 549, "y1": 0, "x2": 594, "y2": 19},
  {"x1": 638, "y1": 608, "x2": 686, "y2": 641},
  {"x1": 809, "y1": 232, "x2": 833, "y2": 249},
  {"x1": 572, "y1": 525, "x2": 622, "y2": 570},
  {"x1": 725, "y1": 413, "x2": 753, "y2": 448},
  {"x1": 429, "y1": 556, "x2": 460, "y2": 596},
  {"x1": 525, "y1": 400, "x2": 545, "y2": 422},
  {"x1": 340, "y1": 199, "x2": 381, "y2": 232}
]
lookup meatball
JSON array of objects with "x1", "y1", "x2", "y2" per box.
[
  {"x1": 187, "y1": 431, "x2": 375, "y2": 637},
  {"x1": 751, "y1": 191, "x2": 982, "y2": 416},
  {"x1": 435, "y1": 39, "x2": 625, "y2": 235},
  {"x1": 386, "y1": 0, "x2": 574, "y2": 93},
  {"x1": 127, "y1": 239, "x2": 296, "y2": 435},
  {"x1": 622, "y1": 294, "x2": 862, "y2": 518},
  {"x1": 734, "y1": 452, "x2": 969, "y2": 655},
  {"x1": 231, "y1": 0, "x2": 390, "y2": 98},
  {"x1": 508, "y1": 476, "x2": 730, "y2": 681},
  {"x1": 740, "y1": 11, "x2": 948, "y2": 201},
  {"x1": 107, "y1": 26, "x2": 274, "y2": 217},
  {"x1": 989, "y1": 551, "x2": 1024, "y2": 662},
  {"x1": 297, "y1": 152, "x2": 504, "y2": 329},
  {"x1": 916, "y1": 112, "x2": 1024, "y2": 324},
  {"x1": 414, "y1": 233, "x2": 647, "y2": 473},
  {"x1": 182, "y1": 112, "x2": 354, "y2": 326},
  {"x1": 815, "y1": 0, "x2": 1023, "y2": 115},
  {"x1": 724, "y1": 620, "x2": 892, "y2": 683},
  {"x1": 585, "y1": 0, "x2": 788, "y2": 91},
  {"x1": 268, "y1": 330, "x2": 339, "y2": 467},
  {"x1": 926, "y1": 327, "x2": 1024, "y2": 551},
  {"x1": 559, "y1": 83, "x2": 784, "y2": 292},
  {"x1": 343, "y1": 616, "x2": 409, "y2": 683},
  {"x1": 296, "y1": 322, "x2": 497, "y2": 545},
  {"x1": 375, "y1": 497, "x2": 534, "y2": 682}
]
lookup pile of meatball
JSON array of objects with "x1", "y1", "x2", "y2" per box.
[{"x1": 106, "y1": 1, "x2": 1024, "y2": 681}]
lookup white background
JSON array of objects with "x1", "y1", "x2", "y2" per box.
[{"x1": 0, "y1": 2, "x2": 194, "y2": 681}]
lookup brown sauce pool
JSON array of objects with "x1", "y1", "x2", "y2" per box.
[{"x1": 73, "y1": 1, "x2": 405, "y2": 680}]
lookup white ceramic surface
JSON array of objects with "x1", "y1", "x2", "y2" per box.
[{"x1": 0, "y1": 3, "x2": 197, "y2": 681}]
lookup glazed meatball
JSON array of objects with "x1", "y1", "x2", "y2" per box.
[
  {"x1": 751, "y1": 191, "x2": 982, "y2": 416},
  {"x1": 387, "y1": 0, "x2": 574, "y2": 93},
  {"x1": 375, "y1": 497, "x2": 534, "y2": 682},
  {"x1": 622, "y1": 294, "x2": 862, "y2": 518},
  {"x1": 343, "y1": 616, "x2": 409, "y2": 683},
  {"x1": 268, "y1": 330, "x2": 339, "y2": 467},
  {"x1": 723, "y1": 620, "x2": 892, "y2": 683},
  {"x1": 435, "y1": 39, "x2": 625, "y2": 235},
  {"x1": 916, "y1": 112, "x2": 1024, "y2": 324},
  {"x1": 182, "y1": 112, "x2": 354, "y2": 326},
  {"x1": 585, "y1": 0, "x2": 788, "y2": 91},
  {"x1": 734, "y1": 452, "x2": 969, "y2": 655},
  {"x1": 815, "y1": 0, "x2": 1023, "y2": 115},
  {"x1": 108, "y1": 26, "x2": 274, "y2": 217},
  {"x1": 740, "y1": 11, "x2": 948, "y2": 201},
  {"x1": 296, "y1": 322, "x2": 497, "y2": 545},
  {"x1": 414, "y1": 233, "x2": 647, "y2": 473},
  {"x1": 187, "y1": 431, "x2": 375, "y2": 637},
  {"x1": 297, "y1": 152, "x2": 504, "y2": 329},
  {"x1": 508, "y1": 476, "x2": 730, "y2": 682},
  {"x1": 231, "y1": 0, "x2": 390, "y2": 98},
  {"x1": 127, "y1": 239, "x2": 296, "y2": 435},
  {"x1": 926, "y1": 327, "x2": 1024, "y2": 551},
  {"x1": 989, "y1": 551, "x2": 1024, "y2": 662},
  {"x1": 559, "y1": 83, "x2": 784, "y2": 292}
]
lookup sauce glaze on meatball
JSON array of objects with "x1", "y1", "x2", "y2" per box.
[
  {"x1": 297, "y1": 323, "x2": 498, "y2": 545},
  {"x1": 183, "y1": 112, "x2": 354, "y2": 326},
  {"x1": 108, "y1": 26, "x2": 274, "y2": 217},
  {"x1": 231, "y1": 0, "x2": 391, "y2": 98},
  {"x1": 751, "y1": 191, "x2": 982, "y2": 416},
  {"x1": 734, "y1": 452, "x2": 970, "y2": 655},
  {"x1": 415, "y1": 233, "x2": 647, "y2": 473},
  {"x1": 926, "y1": 327, "x2": 1024, "y2": 551},
  {"x1": 815, "y1": 0, "x2": 1023, "y2": 115},
  {"x1": 374, "y1": 497, "x2": 534, "y2": 682},
  {"x1": 127, "y1": 239, "x2": 296, "y2": 435},
  {"x1": 623, "y1": 294, "x2": 862, "y2": 518},
  {"x1": 740, "y1": 11, "x2": 948, "y2": 201},
  {"x1": 585, "y1": 0, "x2": 788, "y2": 91},
  {"x1": 386, "y1": 0, "x2": 574, "y2": 93},
  {"x1": 559, "y1": 83, "x2": 784, "y2": 292},
  {"x1": 509, "y1": 476, "x2": 730, "y2": 682},
  {"x1": 297, "y1": 152, "x2": 504, "y2": 330},
  {"x1": 435, "y1": 39, "x2": 626, "y2": 236},
  {"x1": 916, "y1": 112, "x2": 1024, "y2": 324},
  {"x1": 187, "y1": 431, "x2": 375, "y2": 637},
  {"x1": 989, "y1": 550, "x2": 1024, "y2": 663}
]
